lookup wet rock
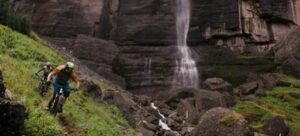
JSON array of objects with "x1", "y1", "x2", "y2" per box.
[
  {"x1": 143, "y1": 120, "x2": 158, "y2": 131},
  {"x1": 202, "y1": 77, "x2": 232, "y2": 92},
  {"x1": 160, "y1": 108, "x2": 173, "y2": 117},
  {"x1": 262, "y1": 116, "x2": 289, "y2": 136},
  {"x1": 145, "y1": 115, "x2": 158, "y2": 124},
  {"x1": 191, "y1": 107, "x2": 253, "y2": 136}
]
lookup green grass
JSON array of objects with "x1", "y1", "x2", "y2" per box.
[
  {"x1": 0, "y1": 25, "x2": 135, "y2": 136},
  {"x1": 232, "y1": 86, "x2": 300, "y2": 135}
]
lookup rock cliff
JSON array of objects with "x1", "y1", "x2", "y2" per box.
[{"x1": 11, "y1": 0, "x2": 300, "y2": 91}]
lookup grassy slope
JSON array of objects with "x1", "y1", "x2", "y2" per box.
[
  {"x1": 232, "y1": 75, "x2": 300, "y2": 135},
  {"x1": 0, "y1": 25, "x2": 134, "y2": 136}
]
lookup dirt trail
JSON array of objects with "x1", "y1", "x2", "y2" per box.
[{"x1": 58, "y1": 115, "x2": 85, "y2": 136}]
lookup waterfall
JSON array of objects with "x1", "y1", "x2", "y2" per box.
[{"x1": 174, "y1": 0, "x2": 199, "y2": 89}]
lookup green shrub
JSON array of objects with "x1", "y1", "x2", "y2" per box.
[{"x1": 0, "y1": 0, "x2": 31, "y2": 34}]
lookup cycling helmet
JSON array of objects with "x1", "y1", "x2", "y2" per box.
[
  {"x1": 65, "y1": 62, "x2": 75, "y2": 69},
  {"x1": 45, "y1": 62, "x2": 52, "y2": 66}
]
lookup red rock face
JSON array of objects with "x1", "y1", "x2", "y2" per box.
[
  {"x1": 11, "y1": 0, "x2": 103, "y2": 37},
  {"x1": 10, "y1": 0, "x2": 300, "y2": 90}
]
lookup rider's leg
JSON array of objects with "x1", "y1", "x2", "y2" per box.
[
  {"x1": 61, "y1": 83, "x2": 70, "y2": 104},
  {"x1": 48, "y1": 79, "x2": 60, "y2": 109}
]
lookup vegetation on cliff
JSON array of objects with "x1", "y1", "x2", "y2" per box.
[
  {"x1": 0, "y1": 0, "x2": 31, "y2": 34},
  {"x1": 233, "y1": 76, "x2": 300, "y2": 135},
  {"x1": 0, "y1": 25, "x2": 134, "y2": 136}
]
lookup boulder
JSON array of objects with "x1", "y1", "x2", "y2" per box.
[
  {"x1": 82, "y1": 80, "x2": 102, "y2": 103},
  {"x1": 275, "y1": 27, "x2": 300, "y2": 78},
  {"x1": 262, "y1": 116, "x2": 289, "y2": 136},
  {"x1": 222, "y1": 92, "x2": 236, "y2": 107},
  {"x1": 238, "y1": 81, "x2": 259, "y2": 95},
  {"x1": 0, "y1": 69, "x2": 27, "y2": 136},
  {"x1": 0, "y1": 99, "x2": 27, "y2": 136},
  {"x1": 194, "y1": 90, "x2": 227, "y2": 112},
  {"x1": 202, "y1": 77, "x2": 232, "y2": 92},
  {"x1": 176, "y1": 98, "x2": 200, "y2": 124},
  {"x1": 160, "y1": 88, "x2": 226, "y2": 124},
  {"x1": 191, "y1": 107, "x2": 253, "y2": 136},
  {"x1": 101, "y1": 89, "x2": 142, "y2": 127}
]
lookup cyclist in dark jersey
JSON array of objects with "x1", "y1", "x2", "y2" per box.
[
  {"x1": 36, "y1": 62, "x2": 53, "y2": 81},
  {"x1": 46, "y1": 62, "x2": 80, "y2": 110}
]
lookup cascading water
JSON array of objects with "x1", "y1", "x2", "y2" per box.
[
  {"x1": 150, "y1": 103, "x2": 172, "y2": 131},
  {"x1": 174, "y1": 0, "x2": 199, "y2": 88}
]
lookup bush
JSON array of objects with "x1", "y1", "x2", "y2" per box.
[{"x1": 0, "y1": 0, "x2": 31, "y2": 34}]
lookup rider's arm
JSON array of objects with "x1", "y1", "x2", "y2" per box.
[
  {"x1": 36, "y1": 68, "x2": 44, "y2": 74},
  {"x1": 71, "y1": 73, "x2": 80, "y2": 90},
  {"x1": 47, "y1": 65, "x2": 65, "y2": 82}
]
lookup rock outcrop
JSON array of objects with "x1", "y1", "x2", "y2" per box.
[
  {"x1": 11, "y1": 0, "x2": 103, "y2": 37},
  {"x1": 72, "y1": 35, "x2": 126, "y2": 87},
  {"x1": 262, "y1": 116, "x2": 289, "y2": 136},
  {"x1": 274, "y1": 27, "x2": 300, "y2": 78},
  {"x1": 191, "y1": 107, "x2": 253, "y2": 136},
  {"x1": 11, "y1": 0, "x2": 300, "y2": 93},
  {"x1": 0, "y1": 69, "x2": 27, "y2": 136},
  {"x1": 98, "y1": 0, "x2": 297, "y2": 89}
]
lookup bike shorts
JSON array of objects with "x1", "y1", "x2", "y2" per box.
[{"x1": 53, "y1": 77, "x2": 70, "y2": 97}]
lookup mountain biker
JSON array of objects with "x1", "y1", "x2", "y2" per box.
[
  {"x1": 46, "y1": 62, "x2": 80, "y2": 111},
  {"x1": 35, "y1": 62, "x2": 53, "y2": 81}
]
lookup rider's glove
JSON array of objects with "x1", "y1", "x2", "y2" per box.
[
  {"x1": 74, "y1": 88, "x2": 79, "y2": 92},
  {"x1": 46, "y1": 81, "x2": 51, "y2": 86}
]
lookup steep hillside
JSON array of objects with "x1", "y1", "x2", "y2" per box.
[{"x1": 0, "y1": 25, "x2": 134, "y2": 136}]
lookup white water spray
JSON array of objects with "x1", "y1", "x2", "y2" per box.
[{"x1": 174, "y1": 0, "x2": 199, "y2": 89}]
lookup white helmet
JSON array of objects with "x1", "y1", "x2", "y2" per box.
[{"x1": 65, "y1": 62, "x2": 75, "y2": 69}]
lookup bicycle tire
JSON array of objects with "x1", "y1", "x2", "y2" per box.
[
  {"x1": 51, "y1": 94, "x2": 65, "y2": 116},
  {"x1": 40, "y1": 83, "x2": 48, "y2": 97},
  {"x1": 51, "y1": 95, "x2": 60, "y2": 116}
]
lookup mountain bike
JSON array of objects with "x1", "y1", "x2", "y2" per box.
[
  {"x1": 36, "y1": 74, "x2": 49, "y2": 97},
  {"x1": 50, "y1": 87, "x2": 76, "y2": 116}
]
